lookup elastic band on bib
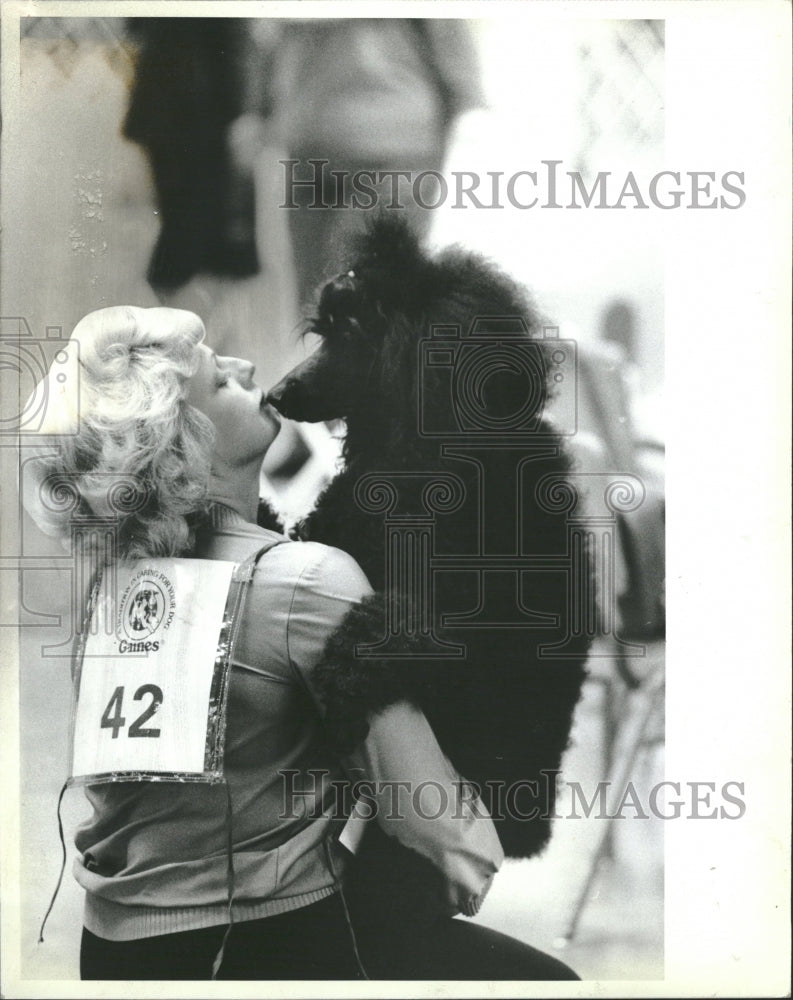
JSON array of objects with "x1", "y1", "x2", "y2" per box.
[
  {"x1": 323, "y1": 837, "x2": 369, "y2": 980},
  {"x1": 38, "y1": 780, "x2": 69, "y2": 943},
  {"x1": 210, "y1": 780, "x2": 236, "y2": 979}
]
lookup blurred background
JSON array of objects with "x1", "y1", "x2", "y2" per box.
[{"x1": 4, "y1": 14, "x2": 665, "y2": 982}]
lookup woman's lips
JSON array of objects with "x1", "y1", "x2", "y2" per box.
[{"x1": 260, "y1": 391, "x2": 280, "y2": 422}]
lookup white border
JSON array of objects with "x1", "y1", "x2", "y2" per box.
[{"x1": 2, "y1": 2, "x2": 790, "y2": 997}]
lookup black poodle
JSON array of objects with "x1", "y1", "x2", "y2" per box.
[{"x1": 266, "y1": 216, "x2": 591, "y2": 870}]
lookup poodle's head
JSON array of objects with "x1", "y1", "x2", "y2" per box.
[
  {"x1": 266, "y1": 215, "x2": 429, "y2": 423},
  {"x1": 267, "y1": 215, "x2": 546, "y2": 445}
]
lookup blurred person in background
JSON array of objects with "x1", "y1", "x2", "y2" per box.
[
  {"x1": 235, "y1": 18, "x2": 485, "y2": 307},
  {"x1": 124, "y1": 19, "x2": 258, "y2": 291},
  {"x1": 124, "y1": 16, "x2": 484, "y2": 308}
]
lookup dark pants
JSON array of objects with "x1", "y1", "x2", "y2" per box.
[
  {"x1": 355, "y1": 913, "x2": 579, "y2": 981},
  {"x1": 342, "y1": 822, "x2": 580, "y2": 980},
  {"x1": 81, "y1": 891, "x2": 578, "y2": 981},
  {"x1": 80, "y1": 893, "x2": 362, "y2": 980}
]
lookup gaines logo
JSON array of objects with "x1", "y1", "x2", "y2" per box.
[{"x1": 117, "y1": 569, "x2": 176, "y2": 654}]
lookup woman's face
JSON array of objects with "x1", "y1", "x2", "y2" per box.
[{"x1": 187, "y1": 343, "x2": 280, "y2": 466}]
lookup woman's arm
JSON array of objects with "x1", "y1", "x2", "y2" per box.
[
  {"x1": 285, "y1": 543, "x2": 503, "y2": 915},
  {"x1": 341, "y1": 701, "x2": 503, "y2": 916}
]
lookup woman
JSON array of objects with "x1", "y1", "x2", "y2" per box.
[{"x1": 23, "y1": 306, "x2": 577, "y2": 981}]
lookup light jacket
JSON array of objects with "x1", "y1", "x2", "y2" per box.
[{"x1": 75, "y1": 505, "x2": 502, "y2": 940}]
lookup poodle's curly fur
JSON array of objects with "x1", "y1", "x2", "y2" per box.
[{"x1": 266, "y1": 216, "x2": 591, "y2": 860}]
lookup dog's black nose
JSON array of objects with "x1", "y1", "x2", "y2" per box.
[{"x1": 266, "y1": 380, "x2": 297, "y2": 415}]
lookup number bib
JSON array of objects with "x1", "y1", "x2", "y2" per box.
[{"x1": 69, "y1": 556, "x2": 255, "y2": 786}]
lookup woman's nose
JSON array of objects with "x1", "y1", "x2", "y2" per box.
[{"x1": 223, "y1": 355, "x2": 256, "y2": 386}]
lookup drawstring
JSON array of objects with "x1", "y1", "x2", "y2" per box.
[
  {"x1": 210, "y1": 780, "x2": 236, "y2": 980},
  {"x1": 324, "y1": 837, "x2": 369, "y2": 980},
  {"x1": 209, "y1": 546, "x2": 277, "y2": 978},
  {"x1": 38, "y1": 780, "x2": 69, "y2": 943}
]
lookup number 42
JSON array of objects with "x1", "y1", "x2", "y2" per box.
[{"x1": 101, "y1": 684, "x2": 163, "y2": 739}]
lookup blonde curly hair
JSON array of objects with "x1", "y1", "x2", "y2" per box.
[{"x1": 24, "y1": 306, "x2": 215, "y2": 560}]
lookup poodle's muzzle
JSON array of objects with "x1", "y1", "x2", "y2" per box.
[
  {"x1": 267, "y1": 341, "x2": 354, "y2": 423},
  {"x1": 266, "y1": 365, "x2": 320, "y2": 422}
]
